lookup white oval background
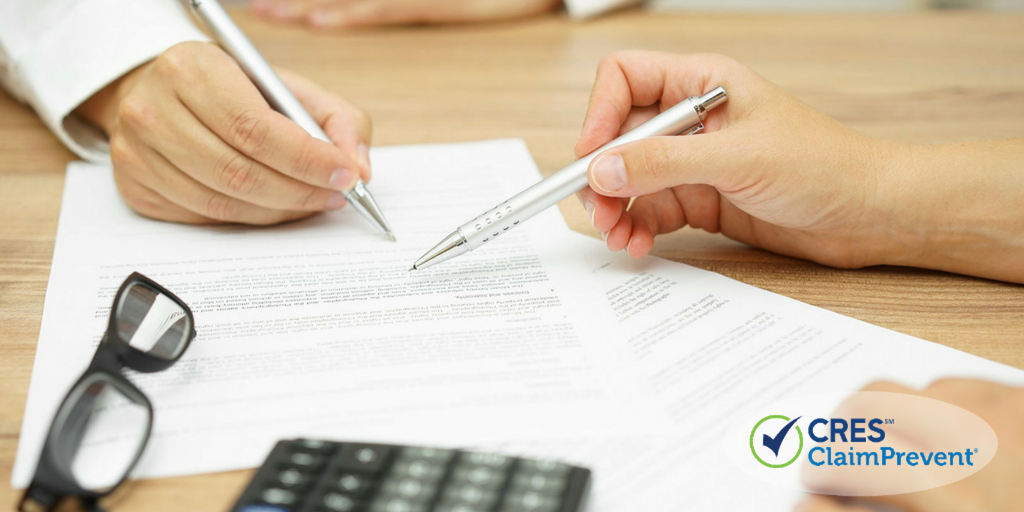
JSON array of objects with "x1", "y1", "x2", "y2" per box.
[{"x1": 722, "y1": 391, "x2": 998, "y2": 496}]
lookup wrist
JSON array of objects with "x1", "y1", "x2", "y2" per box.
[
  {"x1": 75, "y1": 61, "x2": 152, "y2": 136},
  {"x1": 866, "y1": 140, "x2": 929, "y2": 268},
  {"x1": 873, "y1": 141, "x2": 1024, "y2": 282}
]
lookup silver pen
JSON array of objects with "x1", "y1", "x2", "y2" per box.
[
  {"x1": 411, "y1": 86, "x2": 728, "y2": 270},
  {"x1": 185, "y1": 0, "x2": 394, "y2": 240}
]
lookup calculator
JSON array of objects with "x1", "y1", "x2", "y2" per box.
[{"x1": 230, "y1": 439, "x2": 592, "y2": 512}]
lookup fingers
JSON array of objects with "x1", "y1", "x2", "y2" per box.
[
  {"x1": 280, "y1": 70, "x2": 373, "y2": 181},
  {"x1": 578, "y1": 181, "x2": 731, "y2": 258},
  {"x1": 122, "y1": 90, "x2": 348, "y2": 213},
  {"x1": 112, "y1": 169, "x2": 211, "y2": 225},
  {"x1": 159, "y1": 43, "x2": 363, "y2": 192},
  {"x1": 107, "y1": 42, "x2": 374, "y2": 226},
  {"x1": 113, "y1": 133, "x2": 315, "y2": 225},
  {"x1": 576, "y1": 188, "x2": 627, "y2": 234},
  {"x1": 587, "y1": 131, "x2": 751, "y2": 199},
  {"x1": 575, "y1": 51, "x2": 740, "y2": 159}
]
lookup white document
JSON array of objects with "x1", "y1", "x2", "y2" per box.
[
  {"x1": 492, "y1": 250, "x2": 1024, "y2": 511},
  {"x1": 14, "y1": 139, "x2": 1024, "y2": 512},
  {"x1": 13, "y1": 139, "x2": 630, "y2": 487}
]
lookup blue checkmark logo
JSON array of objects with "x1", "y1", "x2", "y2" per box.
[{"x1": 750, "y1": 415, "x2": 804, "y2": 468}]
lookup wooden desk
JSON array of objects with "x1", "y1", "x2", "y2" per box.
[{"x1": 2, "y1": 8, "x2": 1022, "y2": 511}]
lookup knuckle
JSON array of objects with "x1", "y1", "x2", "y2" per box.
[
  {"x1": 290, "y1": 144, "x2": 321, "y2": 183},
  {"x1": 156, "y1": 42, "x2": 195, "y2": 77},
  {"x1": 228, "y1": 109, "x2": 270, "y2": 154},
  {"x1": 204, "y1": 193, "x2": 239, "y2": 222},
  {"x1": 216, "y1": 153, "x2": 264, "y2": 196},
  {"x1": 637, "y1": 139, "x2": 669, "y2": 180},
  {"x1": 108, "y1": 136, "x2": 134, "y2": 167},
  {"x1": 117, "y1": 95, "x2": 152, "y2": 129}
]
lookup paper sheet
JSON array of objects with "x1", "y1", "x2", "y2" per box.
[
  {"x1": 489, "y1": 250, "x2": 1024, "y2": 510},
  {"x1": 14, "y1": 140, "x2": 630, "y2": 486},
  {"x1": 15, "y1": 139, "x2": 1024, "y2": 512}
]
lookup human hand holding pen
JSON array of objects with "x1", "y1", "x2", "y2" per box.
[
  {"x1": 575, "y1": 51, "x2": 1024, "y2": 283},
  {"x1": 76, "y1": 41, "x2": 372, "y2": 225}
]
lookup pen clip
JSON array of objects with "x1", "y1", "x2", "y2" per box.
[{"x1": 685, "y1": 121, "x2": 704, "y2": 136}]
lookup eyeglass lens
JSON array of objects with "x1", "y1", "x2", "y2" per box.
[
  {"x1": 115, "y1": 282, "x2": 190, "y2": 360},
  {"x1": 50, "y1": 373, "x2": 151, "y2": 493}
]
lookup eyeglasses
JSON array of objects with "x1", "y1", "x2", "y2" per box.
[{"x1": 20, "y1": 272, "x2": 196, "y2": 512}]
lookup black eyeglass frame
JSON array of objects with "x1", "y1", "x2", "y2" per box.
[{"x1": 19, "y1": 272, "x2": 196, "y2": 512}]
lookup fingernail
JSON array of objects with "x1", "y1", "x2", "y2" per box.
[
  {"x1": 627, "y1": 238, "x2": 633, "y2": 255},
  {"x1": 585, "y1": 200, "x2": 596, "y2": 227},
  {"x1": 329, "y1": 169, "x2": 356, "y2": 190},
  {"x1": 601, "y1": 231, "x2": 608, "y2": 241},
  {"x1": 358, "y1": 143, "x2": 371, "y2": 174},
  {"x1": 591, "y1": 155, "x2": 627, "y2": 193},
  {"x1": 326, "y1": 192, "x2": 347, "y2": 210}
]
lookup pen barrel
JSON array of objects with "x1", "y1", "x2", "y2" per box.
[
  {"x1": 187, "y1": 0, "x2": 331, "y2": 143},
  {"x1": 456, "y1": 93, "x2": 712, "y2": 250}
]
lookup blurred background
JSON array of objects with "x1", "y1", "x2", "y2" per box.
[
  {"x1": 222, "y1": 0, "x2": 1024, "y2": 11},
  {"x1": 651, "y1": 0, "x2": 1024, "y2": 10}
]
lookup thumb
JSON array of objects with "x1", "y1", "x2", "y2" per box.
[{"x1": 586, "y1": 132, "x2": 743, "y2": 198}]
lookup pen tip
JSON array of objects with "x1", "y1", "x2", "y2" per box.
[
  {"x1": 408, "y1": 266, "x2": 416, "y2": 272},
  {"x1": 387, "y1": 231, "x2": 396, "y2": 242}
]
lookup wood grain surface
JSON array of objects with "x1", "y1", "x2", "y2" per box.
[{"x1": 1, "y1": 7, "x2": 1022, "y2": 511}]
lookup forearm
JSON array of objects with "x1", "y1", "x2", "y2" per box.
[{"x1": 881, "y1": 139, "x2": 1024, "y2": 283}]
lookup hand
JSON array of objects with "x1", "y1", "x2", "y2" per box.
[
  {"x1": 75, "y1": 41, "x2": 371, "y2": 225},
  {"x1": 576, "y1": 51, "x2": 1024, "y2": 282},
  {"x1": 250, "y1": 0, "x2": 561, "y2": 29},
  {"x1": 574, "y1": 51, "x2": 910, "y2": 268},
  {"x1": 796, "y1": 379, "x2": 1024, "y2": 512}
]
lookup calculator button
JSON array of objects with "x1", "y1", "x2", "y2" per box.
[
  {"x1": 450, "y1": 466, "x2": 505, "y2": 490},
  {"x1": 335, "y1": 444, "x2": 393, "y2": 474},
  {"x1": 260, "y1": 488, "x2": 297, "y2": 507},
  {"x1": 322, "y1": 492, "x2": 358, "y2": 512},
  {"x1": 288, "y1": 452, "x2": 324, "y2": 469},
  {"x1": 500, "y1": 491, "x2": 560, "y2": 512},
  {"x1": 335, "y1": 473, "x2": 370, "y2": 495},
  {"x1": 275, "y1": 468, "x2": 311, "y2": 489},
  {"x1": 439, "y1": 485, "x2": 498, "y2": 509},
  {"x1": 509, "y1": 473, "x2": 566, "y2": 495},
  {"x1": 296, "y1": 439, "x2": 334, "y2": 454},
  {"x1": 380, "y1": 478, "x2": 436, "y2": 503},
  {"x1": 368, "y1": 498, "x2": 427, "y2": 512},
  {"x1": 516, "y1": 460, "x2": 570, "y2": 477},
  {"x1": 390, "y1": 460, "x2": 446, "y2": 482}
]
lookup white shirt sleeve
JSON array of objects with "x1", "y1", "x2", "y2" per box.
[
  {"x1": 0, "y1": 0, "x2": 209, "y2": 162},
  {"x1": 564, "y1": 0, "x2": 645, "y2": 19}
]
